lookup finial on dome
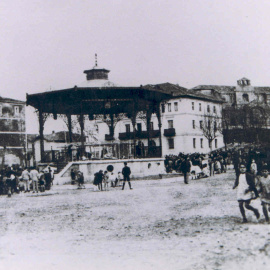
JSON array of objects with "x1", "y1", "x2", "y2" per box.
[{"x1": 95, "y1": 53, "x2": 98, "y2": 67}]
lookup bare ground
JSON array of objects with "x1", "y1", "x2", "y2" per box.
[{"x1": 0, "y1": 170, "x2": 270, "y2": 270}]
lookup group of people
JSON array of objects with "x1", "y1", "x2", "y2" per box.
[
  {"x1": 89, "y1": 162, "x2": 132, "y2": 191},
  {"x1": 0, "y1": 166, "x2": 53, "y2": 196}
]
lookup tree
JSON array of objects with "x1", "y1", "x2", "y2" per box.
[{"x1": 200, "y1": 112, "x2": 222, "y2": 151}]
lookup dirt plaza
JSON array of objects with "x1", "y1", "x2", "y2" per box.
[{"x1": 1, "y1": 170, "x2": 270, "y2": 270}]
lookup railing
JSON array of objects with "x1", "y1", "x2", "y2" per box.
[
  {"x1": 164, "y1": 128, "x2": 176, "y2": 137},
  {"x1": 118, "y1": 130, "x2": 160, "y2": 140},
  {"x1": 41, "y1": 144, "x2": 161, "y2": 168}
]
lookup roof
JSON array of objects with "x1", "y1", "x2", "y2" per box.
[
  {"x1": 144, "y1": 83, "x2": 224, "y2": 103},
  {"x1": 254, "y1": 87, "x2": 270, "y2": 94},
  {"x1": 26, "y1": 86, "x2": 172, "y2": 115},
  {"x1": 0, "y1": 96, "x2": 25, "y2": 104},
  {"x1": 77, "y1": 79, "x2": 118, "y2": 88},
  {"x1": 192, "y1": 85, "x2": 235, "y2": 93},
  {"x1": 29, "y1": 131, "x2": 82, "y2": 143},
  {"x1": 143, "y1": 82, "x2": 188, "y2": 96}
]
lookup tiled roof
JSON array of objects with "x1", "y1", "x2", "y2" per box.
[
  {"x1": 144, "y1": 83, "x2": 224, "y2": 103},
  {"x1": 192, "y1": 85, "x2": 235, "y2": 93},
  {"x1": 0, "y1": 96, "x2": 25, "y2": 104},
  {"x1": 254, "y1": 87, "x2": 270, "y2": 93},
  {"x1": 29, "y1": 131, "x2": 81, "y2": 143},
  {"x1": 143, "y1": 82, "x2": 187, "y2": 96}
]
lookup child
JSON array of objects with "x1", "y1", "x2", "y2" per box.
[
  {"x1": 115, "y1": 172, "x2": 122, "y2": 187},
  {"x1": 257, "y1": 166, "x2": 270, "y2": 223},
  {"x1": 39, "y1": 170, "x2": 45, "y2": 192},
  {"x1": 77, "y1": 171, "x2": 85, "y2": 189},
  {"x1": 109, "y1": 172, "x2": 115, "y2": 187},
  {"x1": 18, "y1": 178, "x2": 25, "y2": 194},
  {"x1": 103, "y1": 171, "x2": 109, "y2": 191}
]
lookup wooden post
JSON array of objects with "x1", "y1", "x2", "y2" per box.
[
  {"x1": 79, "y1": 113, "x2": 85, "y2": 155},
  {"x1": 146, "y1": 108, "x2": 152, "y2": 157},
  {"x1": 67, "y1": 114, "x2": 73, "y2": 143},
  {"x1": 156, "y1": 102, "x2": 163, "y2": 157},
  {"x1": 38, "y1": 109, "x2": 45, "y2": 163}
]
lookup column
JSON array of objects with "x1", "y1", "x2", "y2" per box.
[
  {"x1": 146, "y1": 108, "x2": 152, "y2": 157},
  {"x1": 156, "y1": 102, "x2": 162, "y2": 157},
  {"x1": 38, "y1": 109, "x2": 45, "y2": 162},
  {"x1": 79, "y1": 114, "x2": 85, "y2": 155},
  {"x1": 67, "y1": 114, "x2": 73, "y2": 143}
]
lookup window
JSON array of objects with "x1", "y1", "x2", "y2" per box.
[
  {"x1": 137, "y1": 123, "x2": 142, "y2": 132},
  {"x1": 207, "y1": 105, "x2": 210, "y2": 113},
  {"x1": 200, "y1": 120, "x2": 203, "y2": 129},
  {"x1": 161, "y1": 103, "x2": 165, "y2": 113},
  {"x1": 168, "y1": 138, "x2": 174, "y2": 149},
  {"x1": 192, "y1": 120, "x2": 195, "y2": 129},
  {"x1": 174, "y1": 102, "x2": 178, "y2": 111},
  {"x1": 243, "y1": 94, "x2": 249, "y2": 102},
  {"x1": 192, "y1": 102, "x2": 194, "y2": 110},
  {"x1": 150, "y1": 122, "x2": 154, "y2": 130},
  {"x1": 200, "y1": 138, "x2": 203, "y2": 148},
  {"x1": 193, "y1": 138, "x2": 196, "y2": 149},
  {"x1": 199, "y1": 103, "x2": 201, "y2": 111},
  {"x1": 213, "y1": 106, "x2": 216, "y2": 113},
  {"x1": 14, "y1": 106, "x2": 20, "y2": 116},
  {"x1": 214, "y1": 121, "x2": 217, "y2": 131},
  {"x1": 168, "y1": 120, "x2": 174, "y2": 129},
  {"x1": 215, "y1": 139, "x2": 218, "y2": 148},
  {"x1": 168, "y1": 103, "x2": 171, "y2": 112},
  {"x1": 125, "y1": 124, "x2": 130, "y2": 133}
]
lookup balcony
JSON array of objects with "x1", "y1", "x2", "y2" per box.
[
  {"x1": 119, "y1": 130, "x2": 160, "y2": 140},
  {"x1": 164, "y1": 128, "x2": 176, "y2": 137},
  {"x1": 105, "y1": 134, "x2": 115, "y2": 141}
]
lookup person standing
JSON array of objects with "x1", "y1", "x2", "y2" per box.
[
  {"x1": 250, "y1": 159, "x2": 258, "y2": 176},
  {"x1": 233, "y1": 163, "x2": 260, "y2": 223},
  {"x1": 257, "y1": 166, "x2": 270, "y2": 223},
  {"x1": 122, "y1": 162, "x2": 132, "y2": 190},
  {"x1": 181, "y1": 157, "x2": 191, "y2": 184},
  {"x1": 93, "y1": 170, "x2": 103, "y2": 191},
  {"x1": 44, "y1": 169, "x2": 52, "y2": 190},
  {"x1": 21, "y1": 167, "x2": 30, "y2": 192},
  {"x1": 30, "y1": 167, "x2": 39, "y2": 193}
]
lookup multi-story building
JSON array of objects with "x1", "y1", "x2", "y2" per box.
[
  {"x1": 0, "y1": 96, "x2": 26, "y2": 166},
  {"x1": 192, "y1": 78, "x2": 270, "y2": 143},
  {"x1": 94, "y1": 83, "x2": 224, "y2": 155},
  {"x1": 192, "y1": 77, "x2": 270, "y2": 107}
]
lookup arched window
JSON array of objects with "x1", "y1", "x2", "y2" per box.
[{"x1": 243, "y1": 94, "x2": 249, "y2": 102}]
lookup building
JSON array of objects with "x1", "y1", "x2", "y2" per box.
[
  {"x1": 192, "y1": 78, "x2": 270, "y2": 143},
  {"x1": 0, "y1": 96, "x2": 26, "y2": 166},
  {"x1": 27, "y1": 57, "x2": 224, "y2": 171},
  {"x1": 192, "y1": 77, "x2": 270, "y2": 107},
  {"x1": 101, "y1": 83, "x2": 224, "y2": 155}
]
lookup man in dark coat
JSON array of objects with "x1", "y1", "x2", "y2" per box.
[
  {"x1": 181, "y1": 157, "x2": 191, "y2": 184},
  {"x1": 122, "y1": 162, "x2": 132, "y2": 190}
]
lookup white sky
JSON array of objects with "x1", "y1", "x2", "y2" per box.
[{"x1": 1, "y1": 0, "x2": 270, "y2": 133}]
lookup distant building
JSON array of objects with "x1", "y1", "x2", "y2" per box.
[
  {"x1": 192, "y1": 77, "x2": 270, "y2": 107},
  {"x1": 192, "y1": 78, "x2": 270, "y2": 144},
  {"x1": 27, "y1": 131, "x2": 81, "y2": 165},
  {"x1": 0, "y1": 96, "x2": 26, "y2": 166}
]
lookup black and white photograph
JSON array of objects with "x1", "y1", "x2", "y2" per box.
[{"x1": 1, "y1": 1, "x2": 270, "y2": 269}]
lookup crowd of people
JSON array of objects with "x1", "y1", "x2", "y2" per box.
[
  {"x1": 0, "y1": 166, "x2": 54, "y2": 196},
  {"x1": 70, "y1": 162, "x2": 133, "y2": 191}
]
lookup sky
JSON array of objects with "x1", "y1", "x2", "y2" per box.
[{"x1": 1, "y1": 0, "x2": 270, "y2": 133}]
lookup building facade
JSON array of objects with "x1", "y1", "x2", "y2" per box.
[
  {"x1": 0, "y1": 96, "x2": 26, "y2": 166},
  {"x1": 192, "y1": 78, "x2": 270, "y2": 144}
]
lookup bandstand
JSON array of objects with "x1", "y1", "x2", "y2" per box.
[{"x1": 26, "y1": 57, "x2": 173, "y2": 183}]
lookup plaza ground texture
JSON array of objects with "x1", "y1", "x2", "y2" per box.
[{"x1": 1, "y1": 170, "x2": 270, "y2": 270}]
